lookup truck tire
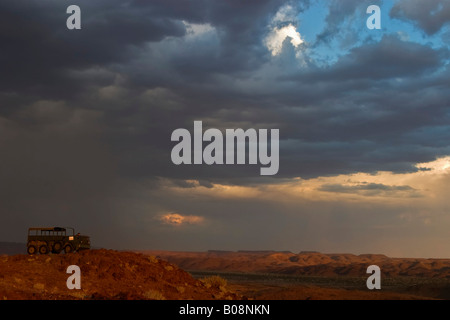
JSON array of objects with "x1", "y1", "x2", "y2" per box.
[
  {"x1": 64, "y1": 245, "x2": 73, "y2": 254},
  {"x1": 39, "y1": 245, "x2": 49, "y2": 255},
  {"x1": 27, "y1": 245, "x2": 37, "y2": 255},
  {"x1": 52, "y1": 242, "x2": 63, "y2": 254}
]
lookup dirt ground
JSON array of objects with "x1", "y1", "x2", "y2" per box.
[{"x1": 0, "y1": 249, "x2": 239, "y2": 300}]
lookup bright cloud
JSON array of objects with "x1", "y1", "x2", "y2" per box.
[
  {"x1": 265, "y1": 24, "x2": 304, "y2": 56},
  {"x1": 158, "y1": 212, "x2": 204, "y2": 226},
  {"x1": 265, "y1": 3, "x2": 304, "y2": 56},
  {"x1": 182, "y1": 21, "x2": 215, "y2": 38}
]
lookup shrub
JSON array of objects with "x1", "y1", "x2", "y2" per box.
[{"x1": 201, "y1": 275, "x2": 227, "y2": 289}]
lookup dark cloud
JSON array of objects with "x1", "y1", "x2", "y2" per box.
[
  {"x1": 304, "y1": 35, "x2": 448, "y2": 81},
  {"x1": 0, "y1": 0, "x2": 186, "y2": 96},
  {"x1": 391, "y1": 0, "x2": 450, "y2": 35},
  {"x1": 319, "y1": 183, "x2": 418, "y2": 197},
  {"x1": 0, "y1": 0, "x2": 294, "y2": 96},
  {"x1": 2, "y1": 0, "x2": 448, "y2": 184}
]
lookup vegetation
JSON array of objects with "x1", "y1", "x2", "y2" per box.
[{"x1": 201, "y1": 275, "x2": 228, "y2": 290}]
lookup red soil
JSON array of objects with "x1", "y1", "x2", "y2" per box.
[{"x1": 0, "y1": 249, "x2": 240, "y2": 300}]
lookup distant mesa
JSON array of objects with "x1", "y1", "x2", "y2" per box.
[
  {"x1": 237, "y1": 250, "x2": 293, "y2": 254},
  {"x1": 358, "y1": 254, "x2": 388, "y2": 259},
  {"x1": 207, "y1": 250, "x2": 233, "y2": 254}
]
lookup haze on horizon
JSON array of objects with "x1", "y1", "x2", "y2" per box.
[{"x1": 1, "y1": 0, "x2": 450, "y2": 259}]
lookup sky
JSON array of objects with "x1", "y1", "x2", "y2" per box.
[{"x1": 1, "y1": 0, "x2": 450, "y2": 258}]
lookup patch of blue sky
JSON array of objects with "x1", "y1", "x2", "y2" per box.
[
  {"x1": 381, "y1": 0, "x2": 449, "y2": 49},
  {"x1": 297, "y1": 0, "x2": 328, "y2": 44},
  {"x1": 295, "y1": 0, "x2": 448, "y2": 67}
]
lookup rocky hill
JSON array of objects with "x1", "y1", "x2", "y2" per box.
[{"x1": 0, "y1": 249, "x2": 240, "y2": 300}]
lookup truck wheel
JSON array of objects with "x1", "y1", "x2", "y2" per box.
[
  {"x1": 52, "y1": 242, "x2": 62, "y2": 254},
  {"x1": 39, "y1": 245, "x2": 49, "y2": 255},
  {"x1": 64, "y1": 245, "x2": 73, "y2": 254},
  {"x1": 27, "y1": 245, "x2": 37, "y2": 255}
]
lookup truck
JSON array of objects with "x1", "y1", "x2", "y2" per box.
[{"x1": 27, "y1": 227, "x2": 90, "y2": 255}]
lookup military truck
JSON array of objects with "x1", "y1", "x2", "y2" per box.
[{"x1": 27, "y1": 227, "x2": 90, "y2": 255}]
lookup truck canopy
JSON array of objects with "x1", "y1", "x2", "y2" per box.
[
  {"x1": 28, "y1": 227, "x2": 66, "y2": 232},
  {"x1": 28, "y1": 227, "x2": 75, "y2": 235}
]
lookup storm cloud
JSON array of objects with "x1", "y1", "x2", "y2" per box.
[{"x1": 391, "y1": 0, "x2": 450, "y2": 35}]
